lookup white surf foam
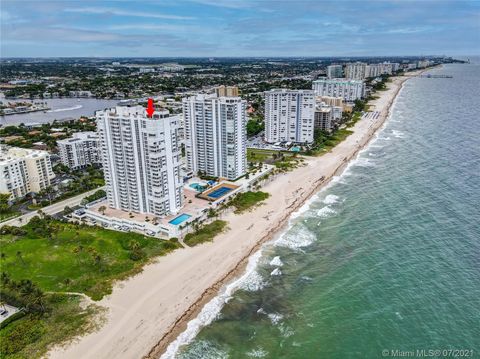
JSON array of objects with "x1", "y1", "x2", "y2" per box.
[
  {"x1": 177, "y1": 339, "x2": 229, "y2": 359},
  {"x1": 239, "y1": 270, "x2": 266, "y2": 291},
  {"x1": 246, "y1": 347, "x2": 268, "y2": 358},
  {"x1": 317, "y1": 206, "x2": 337, "y2": 217},
  {"x1": 392, "y1": 129, "x2": 405, "y2": 138},
  {"x1": 270, "y1": 268, "x2": 282, "y2": 276},
  {"x1": 279, "y1": 324, "x2": 295, "y2": 338},
  {"x1": 274, "y1": 225, "x2": 316, "y2": 250},
  {"x1": 323, "y1": 194, "x2": 340, "y2": 205},
  {"x1": 353, "y1": 157, "x2": 376, "y2": 167},
  {"x1": 289, "y1": 193, "x2": 320, "y2": 219},
  {"x1": 161, "y1": 250, "x2": 264, "y2": 359},
  {"x1": 268, "y1": 312, "x2": 284, "y2": 325},
  {"x1": 269, "y1": 256, "x2": 283, "y2": 267}
]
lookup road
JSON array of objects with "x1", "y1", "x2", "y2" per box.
[{"x1": 1, "y1": 187, "x2": 104, "y2": 227}]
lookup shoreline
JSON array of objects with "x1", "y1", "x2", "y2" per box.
[
  {"x1": 149, "y1": 70, "x2": 415, "y2": 359},
  {"x1": 47, "y1": 68, "x2": 431, "y2": 359}
]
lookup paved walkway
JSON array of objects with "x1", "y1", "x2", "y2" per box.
[{"x1": 1, "y1": 187, "x2": 104, "y2": 227}]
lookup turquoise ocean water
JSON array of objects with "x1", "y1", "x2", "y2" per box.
[{"x1": 165, "y1": 63, "x2": 480, "y2": 358}]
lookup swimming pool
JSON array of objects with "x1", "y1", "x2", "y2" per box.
[
  {"x1": 189, "y1": 183, "x2": 205, "y2": 192},
  {"x1": 206, "y1": 186, "x2": 233, "y2": 199},
  {"x1": 168, "y1": 213, "x2": 192, "y2": 225}
]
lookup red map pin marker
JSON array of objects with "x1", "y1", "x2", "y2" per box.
[{"x1": 146, "y1": 98, "x2": 155, "y2": 118}]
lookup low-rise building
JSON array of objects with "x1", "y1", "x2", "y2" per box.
[
  {"x1": 57, "y1": 132, "x2": 101, "y2": 170},
  {"x1": 0, "y1": 145, "x2": 55, "y2": 200},
  {"x1": 69, "y1": 90, "x2": 93, "y2": 98}
]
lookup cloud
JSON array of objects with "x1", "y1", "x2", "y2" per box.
[
  {"x1": 0, "y1": 9, "x2": 27, "y2": 24},
  {"x1": 2, "y1": 0, "x2": 479, "y2": 56},
  {"x1": 386, "y1": 26, "x2": 438, "y2": 34},
  {"x1": 187, "y1": 0, "x2": 252, "y2": 9},
  {"x1": 64, "y1": 7, "x2": 195, "y2": 20}
]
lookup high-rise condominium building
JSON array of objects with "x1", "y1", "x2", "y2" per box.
[
  {"x1": 183, "y1": 93, "x2": 247, "y2": 180},
  {"x1": 312, "y1": 79, "x2": 365, "y2": 102},
  {"x1": 327, "y1": 65, "x2": 343, "y2": 79},
  {"x1": 264, "y1": 89, "x2": 315, "y2": 144},
  {"x1": 345, "y1": 62, "x2": 367, "y2": 80},
  {"x1": 57, "y1": 131, "x2": 100, "y2": 170},
  {"x1": 365, "y1": 62, "x2": 397, "y2": 78},
  {"x1": 96, "y1": 106, "x2": 183, "y2": 217},
  {"x1": 0, "y1": 145, "x2": 55, "y2": 200},
  {"x1": 314, "y1": 105, "x2": 333, "y2": 132},
  {"x1": 314, "y1": 100, "x2": 343, "y2": 132}
]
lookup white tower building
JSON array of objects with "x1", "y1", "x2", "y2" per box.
[
  {"x1": 327, "y1": 65, "x2": 343, "y2": 79},
  {"x1": 0, "y1": 145, "x2": 55, "y2": 200},
  {"x1": 312, "y1": 79, "x2": 365, "y2": 102},
  {"x1": 57, "y1": 131, "x2": 100, "y2": 169},
  {"x1": 96, "y1": 106, "x2": 183, "y2": 217},
  {"x1": 264, "y1": 89, "x2": 315, "y2": 144},
  {"x1": 183, "y1": 94, "x2": 247, "y2": 180},
  {"x1": 345, "y1": 62, "x2": 367, "y2": 80}
]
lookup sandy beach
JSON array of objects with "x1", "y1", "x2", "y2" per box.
[{"x1": 47, "y1": 69, "x2": 428, "y2": 359}]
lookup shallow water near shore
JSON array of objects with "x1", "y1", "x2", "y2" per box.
[{"x1": 167, "y1": 63, "x2": 480, "y2": 358}]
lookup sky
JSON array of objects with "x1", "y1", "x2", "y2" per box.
[{"x1": 1, "y1": 0, "x2": 479, "y2": 57}]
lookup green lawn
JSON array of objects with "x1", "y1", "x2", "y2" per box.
[
  {"x1": 0, "y1": 211, "x2": 20, "y2": 222},
  {"x1": 247, "y1": 149, "x2": 303, "y2": 172},
  {"x1": 0, "y1": 294, "x2": 101, "y2": 359},
  {"x1": 306, "y1": 126, "x2": 355, "y2": 157},
  {"x1": 0, "y1": 217, "x2": 181, "y2": 358},
  {"x1": 184, "y1": 220, "x2": 228, "y2": 246},
  {"x1": 0, "y1": 218, "x2": 181, "y2": 301},
  {"x1": 229, "y1": 191, "x2": 270, "y2": 214},
  {"x1": 345, "y1": 112, "x2": 362, "y2": 128},
  {"x1": 247, "y1": 148, "x2": 296, "y2": 163}
]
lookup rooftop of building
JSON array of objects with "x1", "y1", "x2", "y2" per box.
[
  {"x1": 313, "y1": 78, "x2": 364, "y2": 84},
  {"x1": 57, "y1": 131, "x2": 98, "y2": 144},
  {"x1": 0, "y1": 145, "x2": 50, "y2": 163},
  {"x1": 96, "y1": 105, "x2": 170, "y2": 120},
  {"x1": 265, "y1": 88, "x2": 315, "y2": 94}
]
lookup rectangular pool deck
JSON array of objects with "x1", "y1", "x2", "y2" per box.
[
  {"x1": 168, "y1": 213, "x2": 192, "y2": 225},
  {"x1": 198, "y1": 182, "x2": 240, "y2": 202}
]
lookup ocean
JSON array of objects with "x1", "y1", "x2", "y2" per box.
[{"x1": 165, "y1": 63, "x2": 480, "y2": 358}]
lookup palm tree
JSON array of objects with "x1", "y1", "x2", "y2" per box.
[
  {"x1": 129, "y1": 240, "x2": 140, "y2": 251},
  {"x1": 30, "y1": 287, "x2": 46, "y2": 313},
  {"x1": 1, "y1": 272, "x2": 10, "y2": 285},
  {"x1": 40, "y1": 186, "x2": 55, "y2": 205},
  {"x1": 19, "y1": 279, "x2": 35, "y2": 298}
]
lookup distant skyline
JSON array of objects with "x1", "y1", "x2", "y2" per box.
[{"x1": 1, "y1": 0, "x2": 479, "y2": 58}]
